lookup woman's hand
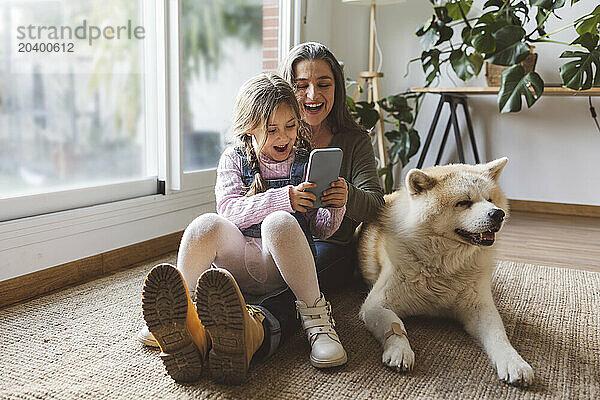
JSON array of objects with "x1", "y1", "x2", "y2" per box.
[
  {"x1": 290, "y1": 182, "x2": 317, "y2": 213},
  {"x1": 321, "y1": 177, "x2": 348, "y2": 208}
]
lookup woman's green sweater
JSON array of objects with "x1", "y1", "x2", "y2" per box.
[{"x1": 322, "y1": 129, "x2": 385, "y2": 244}]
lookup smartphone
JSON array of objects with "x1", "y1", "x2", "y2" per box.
[{"x1": 303, "y1": 148, "x2": 343, "y2": 208}]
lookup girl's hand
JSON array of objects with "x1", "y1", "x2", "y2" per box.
[
  {"x1": 290, "y1": 182, "x2": 317, "y2": 212},
  {"x1": 321, "y1": 177, "x2": 348, "y2": 208}
]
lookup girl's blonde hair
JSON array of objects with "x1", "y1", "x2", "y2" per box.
[{"x1": 232, "y1": 72, "x2": 311, "y2": 196}]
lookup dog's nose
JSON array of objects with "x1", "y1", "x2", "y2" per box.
[{"x1": 488, "y1": 208, "x2": 505, "y2": 223}]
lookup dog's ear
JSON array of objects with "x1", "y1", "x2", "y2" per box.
[
  {"x1": 484, "y1": 157, "x2": 508, "y2": 182},
  {"x1": 406, "y1": 169, "x2": 436, "y2": 195}
]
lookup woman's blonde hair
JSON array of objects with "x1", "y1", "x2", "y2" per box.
[{"x1": 232, "y1": 72, "x2": 311, "y2": 196}]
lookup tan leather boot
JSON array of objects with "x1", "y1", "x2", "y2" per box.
[
  {"x1": 141, "y1": 263, "x2": 210, "y2": 382},
  {"x1": 296, "y1": 294, "x2": 347, "y2": 368},
  {"x1": 195, "y1": 268, "x2": 265, "y2": 385}
]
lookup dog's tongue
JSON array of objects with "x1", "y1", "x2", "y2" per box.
[{"x1": 482, "y1": 232, "x2": 495, "y2": 241}]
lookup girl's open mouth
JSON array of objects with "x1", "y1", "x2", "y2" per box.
[
  {"x1": 273, "y1": 143, "x2": 289, "y2": 153},
  {"x1": 304, "y1": 102, "x2": 324, "y2": 114}
]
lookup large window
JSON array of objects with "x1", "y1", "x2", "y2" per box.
[
  {"x1": 0, "y1": 0, "x2": 151, "y2": 199},
  {"x1": 0, "y1": 0, "x2": 287, "y2": 281},
  {"x1": 0, "y1": 0, "x2": 281, "y2": 234},
  {"x1": 0, "y1": 0, "x2": 275, "y2": 220},
  {"x1": 181, "y1": 0, "x2": 264, "y2": 172}
]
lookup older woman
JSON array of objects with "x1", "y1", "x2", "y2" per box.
[
  {"x1": 283, "y1": 42, "x2": 384, "y2": 289},
  {"x1": 247, "y1": 42, "x2": 384, "y2": 361}
]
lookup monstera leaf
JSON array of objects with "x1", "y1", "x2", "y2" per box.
[
  {"x1": 575, "y1": 5, "x2": 600, "y2": 36},
  {"x1": 421, "y1": 49, "x2": 441, "y2": 84},
  {"x1": 450, "y1": 50, "x2": 483, "y2": 81},
  {"x1": 417, "y1": 20, "x2": 440, "y2": 52},
  {"x1": 416, "y1": 7, "x2": 454, "y2": 51},
  {"x1": 530, "y1": 0, "x2": 566, "y2": 10},
  {"x1": 559, "y1": 33, "x2": 600, "y2": 90},
  {"x1": 572, "y1": 31, "x2": 599, "y2": 52},
  {"x1": 487, "y1": 25, "x2": 530, "y2": 66},
  {"x1": 347, "y1": 97, "x2": 380, "y2": 131},
  {"x1": 379, "y1": 95, "x2": 413, "y2": 124},
  {"x1": 385, "y1": 127, "x2": 420, "y2": 168},
  {"x1": 467, "y1": 11, "x2": 506, "y2": 56},
  {"x1": 559, "y1": 49, "x2": 600, "y2": 90},
  {"x1": 498, "y1": 65, "x2": 544, "y2": 113},
  {"x1": 356, "y1": 101, "x2": 381, "y2": 131},
  {"x1": 531, "y1": 1, "x2": 566, "y2": 37},
  {"x1": 483, "y1": 0, "x2": 528, "y2": 26},
  {"x1": 446, "y1": 0, "x2": 473, "y2": 21},
  {"x1": 472, "y1": 31, "x2": 496, "y2": 54}
]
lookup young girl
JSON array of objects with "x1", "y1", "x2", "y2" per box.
[{"x1": 140, "y1": 73, "x2": 348, "y2": 385}]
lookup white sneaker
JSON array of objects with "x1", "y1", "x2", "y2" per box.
[
  {"x1": 136, "y1": 325, "x2": 159, "y2": 348},
  {"x1": 295, "y1": 294, "x2": 347, "y2": 368}
]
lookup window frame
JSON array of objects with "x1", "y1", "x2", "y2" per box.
[{"x1": 0, "y1": 178, "x2": 158, "y2": 222}]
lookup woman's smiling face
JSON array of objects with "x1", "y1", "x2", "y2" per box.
[
  {"x1": 252, "y1": 102, "x2": 298, "y2": 162},
  {"x1": 293, "y1": 59, "x2": 335, "y2": 128}
]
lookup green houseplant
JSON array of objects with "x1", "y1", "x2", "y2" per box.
[
  {"x1": 346, "y1": 83, "x2": 422, "y2": 193},
  {"x1": 416, "y1": 0, "x2": 600, "y2": 113},
  {"x1": 348, "y1": 0, "x2": 599, "y2": 192},
  {"x1": 376, "y1": 93, "x2": 422, "y2": 193}
]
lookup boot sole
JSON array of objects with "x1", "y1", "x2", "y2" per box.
[
  {"x1": 142, "y1": 264, "x2": 204, "y2": 383},
  {"x1": 195, "y1": 269, "x2": 248, "y2": 385},
  {"x1": 310, "y1": 353, "x2": 348, "y2": 369}
]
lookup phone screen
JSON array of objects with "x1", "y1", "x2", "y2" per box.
[{"x1": 303, "y1": 148, "x2": 343, "y2": 208}]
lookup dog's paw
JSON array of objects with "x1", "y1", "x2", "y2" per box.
[
  {"x1": 494, "y1": 353, "x2": 534, "y2": 386},
  {"x1": 382, "y1": 335, "x2": 414, "y2": 372}
]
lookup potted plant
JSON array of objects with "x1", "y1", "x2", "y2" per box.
[
  {"x1": 346, "y1": 84, "x2": 422, "y2": 193},
  {"x1": 416, "y1": 0, "x2": 600, "y2": 113},
  {"x1": 347, "y1": 1, "x2": 599, "y2": 192}
]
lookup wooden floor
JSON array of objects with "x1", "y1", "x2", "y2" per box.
[{"x1": 496, "y1": 210, "x2": 600, "y2": 272}]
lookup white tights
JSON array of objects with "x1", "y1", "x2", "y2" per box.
[{"x1": 176, "y1": 211, "x2": 320, "y2": 305}]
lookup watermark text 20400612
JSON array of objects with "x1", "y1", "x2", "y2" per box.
[
  {"x1": 18, "y1": 42, "x2": 74, "y2": 53},
  {"x1": 16, "y1": 19, "x2": 145, "y2": 47}
]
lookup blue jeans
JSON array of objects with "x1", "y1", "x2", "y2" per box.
[{"x1": 248, "y1": 241, "x2": 358, "y2": 362}]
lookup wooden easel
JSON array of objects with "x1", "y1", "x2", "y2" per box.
[{"x1": 352, "y1": 3, "x2": 387, "y2": 167}]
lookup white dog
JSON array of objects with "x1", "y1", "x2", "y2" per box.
[{"x1": 357, "y1": 158, "x2": 533, "y2": 386}]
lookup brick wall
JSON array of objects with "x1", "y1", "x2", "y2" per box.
[{"x1": 262, "y1": 0, "x2": 279, "y2": 72}]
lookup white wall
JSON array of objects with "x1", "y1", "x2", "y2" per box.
[{"x1": 303, "y1": 0, "x2": 600, "y2": 206}]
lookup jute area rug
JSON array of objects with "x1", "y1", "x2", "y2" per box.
[{"x1": 1, "y1": 254, "x2": 598, "y2": 399}]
